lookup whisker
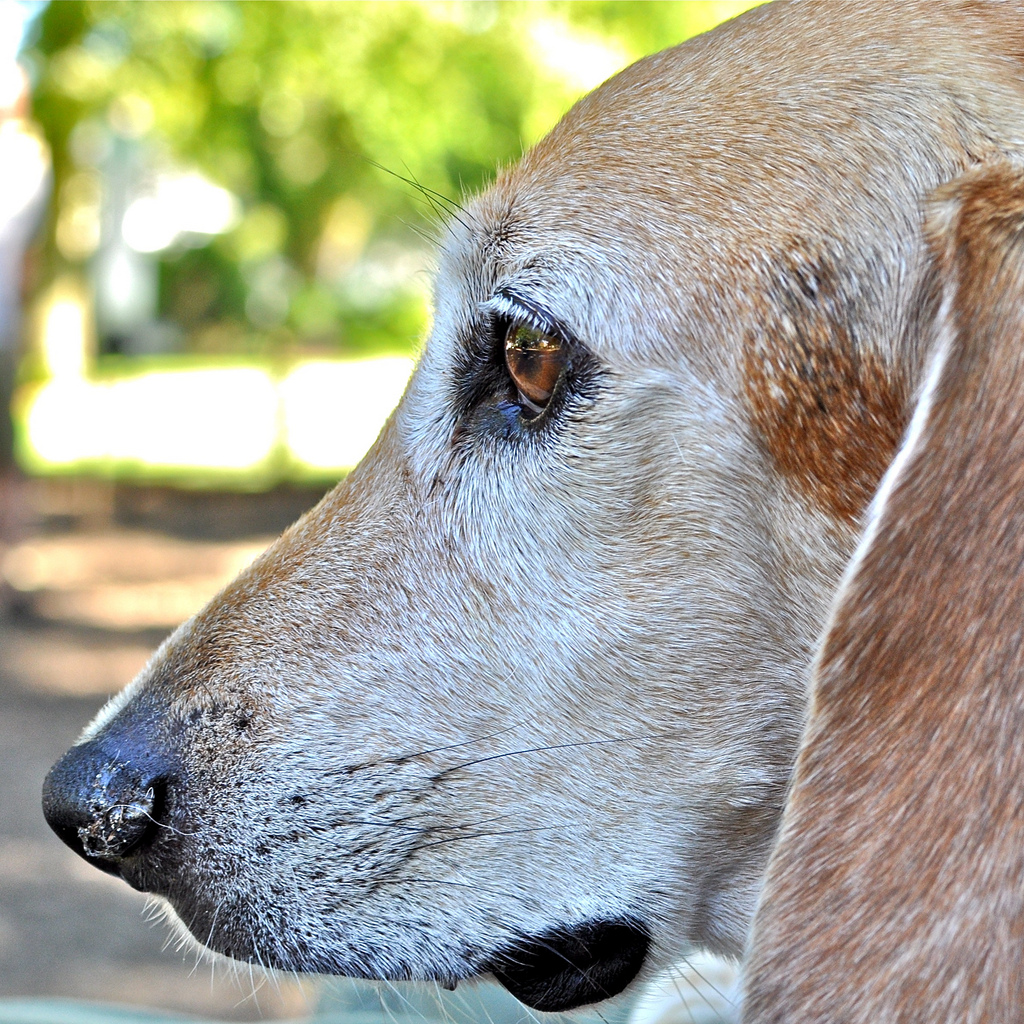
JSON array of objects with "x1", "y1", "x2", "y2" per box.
[
  {"x1": 432, "y1": 729, "x2": 681, "y2": 780},
  {"x1": 670, "y1": 953, "x2": 740, "y2": 1017},
  {"x1": 137, "y1": 806, "x2": 201, "y2": 837},
  {"x1": 398, "y1": 159, "x2": 468, "y2": 213},
  {"x1": 393, "y1": 875, "x2": 524, "y2": 903},
  {"x1": 413, "y1": 823, "x2": 566, "y2": 852},
  {"x1": 393, "y1": 714, "x2": 525, "y2": 762},
  {"x1": 336, "y1": 812, "x2": 516, "y2": 835},
  {"x1": 366, "y1": 157, "x2": 474, "y2": 233},
  {"x1": 322, "y1": 709, "x2": 528, "y2": 777}
]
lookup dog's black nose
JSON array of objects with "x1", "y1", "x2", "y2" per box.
[{"x1": 42, "y1": 738, "x2": 170, "y2": 874}]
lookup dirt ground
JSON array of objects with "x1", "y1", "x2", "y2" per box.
[{"x1": 0, "y1": 478, "x2": 326, "y2": 1021}]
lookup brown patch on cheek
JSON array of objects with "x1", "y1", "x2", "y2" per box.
[{"x1": 743, "y1": 267, "x2": 911, "y2": 524}]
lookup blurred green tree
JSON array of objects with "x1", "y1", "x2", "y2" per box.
[{"x1": 26, "y1": 1, "x2": 760, "y2": 361}]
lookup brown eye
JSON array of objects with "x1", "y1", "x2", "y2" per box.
[{"x1": 504, "y1": 322, "x2": 566, "y2": 415}]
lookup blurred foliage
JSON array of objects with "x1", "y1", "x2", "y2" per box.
[{"x1": 25, "y1": 1, "x2": 761, "y2": 360}]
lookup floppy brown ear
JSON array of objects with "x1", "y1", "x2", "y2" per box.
[{"x1": 743, "y1": 160, "x2": 1024, "y2": 1024}]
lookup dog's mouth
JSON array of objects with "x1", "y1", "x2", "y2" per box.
[
  {"x1": 485, "y1": 918, "x2": 650, "y2": 1012},
  {"x1": 153, "y1": 894, "x2": 648, "y2": 1013}
]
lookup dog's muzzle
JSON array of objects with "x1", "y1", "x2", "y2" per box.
[{"x1": 42, "y1": 707, "x2": 653, "y2": 1009}]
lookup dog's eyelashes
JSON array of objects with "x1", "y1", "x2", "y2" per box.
[
  {"x1": 504, "y1": 322, "x2": 566, "y2": 418},
  {"x1": 453, "y1": 298, "x2": 598, "y2": 437}
]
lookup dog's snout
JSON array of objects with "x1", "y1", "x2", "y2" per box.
[{"x1": 42, "y1": 738, "x2": 171, "y2": 875}]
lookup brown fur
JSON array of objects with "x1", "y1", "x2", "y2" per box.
[
  {"x1": 745, "y1": 161, "x2": 1024, "y2": 1023},
  {"x1": 743, "y1": 271, "x2": 912, "y2": 522}
]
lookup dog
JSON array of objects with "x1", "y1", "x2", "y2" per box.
[{"x1": 41, "y1": 1, "x2": 1024, "y2": 1018}]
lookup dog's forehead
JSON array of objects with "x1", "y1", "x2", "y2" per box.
[{"x1": 434, "y1": 0, "x2": 1023, "y2": 375}]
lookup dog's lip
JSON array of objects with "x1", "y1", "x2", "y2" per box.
[
  {"x1": 484, "y1": 917, "x2": 650, "y2": 1012},
  {"x1": 97, "y1": 852, "x2": 168, "y2": 894}
]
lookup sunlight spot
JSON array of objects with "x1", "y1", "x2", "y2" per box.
[
  {"x1": 281, "y1": 357, "x2": 413, "y2": 471},
  {"x1": 122, "y1": 171, "x2": 240, "y2": 254},
  {"x1": 529, "y1": 17, "x2": 630, "y2": 92}
]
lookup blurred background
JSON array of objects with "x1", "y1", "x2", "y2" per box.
[{"x1": 0, "y1": 2, "x2": 759, "y2": 1022}]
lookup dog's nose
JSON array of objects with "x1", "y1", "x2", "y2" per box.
[{"x1": 42, "y1": 738, "x2": 171, "y2": 874}]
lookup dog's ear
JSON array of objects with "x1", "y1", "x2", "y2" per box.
[{"x1": 743, "y1": 160, "x2": 1024, "y2": 1023}]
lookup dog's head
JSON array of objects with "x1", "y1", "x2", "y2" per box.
[{"x1": 42, "y1": 2, "x2": 1024, "y2": 1013}]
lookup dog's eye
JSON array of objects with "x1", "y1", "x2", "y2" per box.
[{"x1": 504, "y1": 322, "x2": 566, "y2": 416}]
